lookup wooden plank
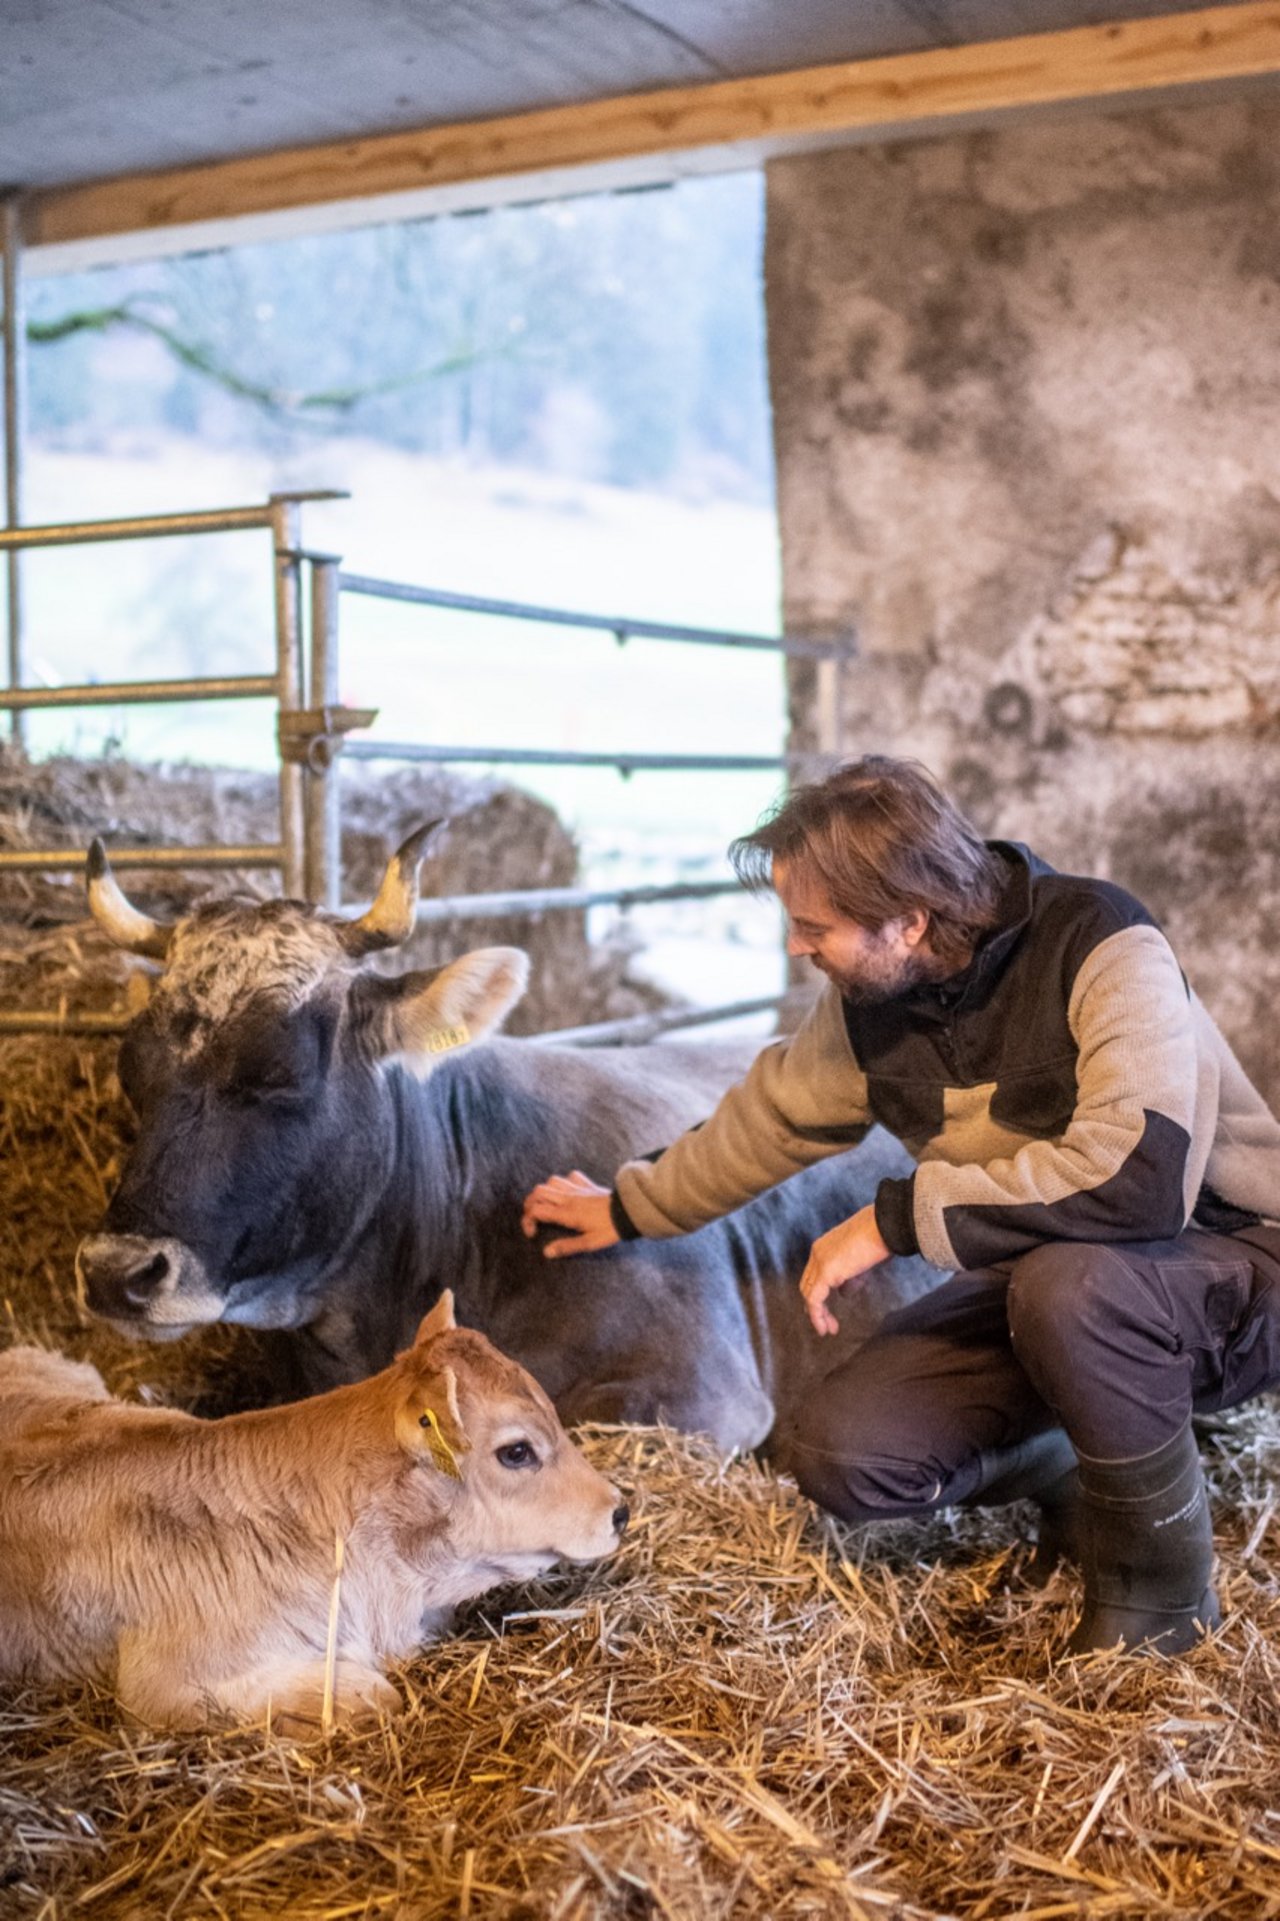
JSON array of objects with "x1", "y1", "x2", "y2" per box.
[{"x1": 26, "y1": 3, "x2": 1280, "y2": 254}]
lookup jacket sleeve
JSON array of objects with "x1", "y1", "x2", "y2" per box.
[
  {"x1": 614, "y1": 984, "x2": 874, "y2": 1237},
  {"x1": 879, "y1": 925, "x2": 1198, "y2": 1270}
]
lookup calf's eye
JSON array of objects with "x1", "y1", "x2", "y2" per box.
[{"x1": 495, "y1": 1440, "x2": 538, "y2": 1470}]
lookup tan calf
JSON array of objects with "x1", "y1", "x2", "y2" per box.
[{"x1": 0, "y1": 1294, "x2": 627, "y2": 1731}]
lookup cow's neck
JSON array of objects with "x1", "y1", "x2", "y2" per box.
[{"x1": 302, "y1": 1048, "x2": 590, "y2": 1371}]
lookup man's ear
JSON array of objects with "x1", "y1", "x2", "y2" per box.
[
  {"x1": 350, "y1": 947, "x2": 529, "y2": 1072},
  {"x1": 396, "y1": 1363, "x2": 471, "y2": 1475},
  {"x1": 414, "y1": 1289, "x2": 456, "y2": 1346},
  {"x1": 900, "y1": 909, "x2": 930, "y2": 950}
]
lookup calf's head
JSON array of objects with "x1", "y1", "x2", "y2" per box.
[
  {"x1": 394, "y1": 1291, "x2": 629, "y2": 1577},
  {"x1": 76, "y1": 827, "x2": 529, "y2": 1337}
]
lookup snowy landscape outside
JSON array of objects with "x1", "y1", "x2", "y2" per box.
[{"x1": 19, "y1": 173, "x2": 792, "y2": 1020}]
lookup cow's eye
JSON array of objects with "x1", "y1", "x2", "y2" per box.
[
  {"x1": 255, "y1": 1073, "x2": 303, "y2": 1102},
  {"x1": 495, "y1": 1440, "x2": 538, "y2": 1470}
]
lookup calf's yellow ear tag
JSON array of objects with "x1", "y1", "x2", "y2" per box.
[{"x1": 418, "y1": 1404, "x2": 464, "y2": 1478}]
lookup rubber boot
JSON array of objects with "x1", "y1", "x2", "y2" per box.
[
  {"x1": 1068, "y1": 1422, "x2": 1220, "y2": 1656},
  {"x1": 968, "y1": 1428, "x2": 1080, "y2": 1587}
]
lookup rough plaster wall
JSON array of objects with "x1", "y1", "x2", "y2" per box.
[{"x1": 765, "y1": 99, "x2": 1280, "y2": 1104}]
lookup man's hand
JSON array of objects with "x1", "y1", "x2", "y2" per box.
[
  {"x1": 799, "y1": 1205, "x2": 891, "y2": 1336},
  {"x1": 521, "y1": 1170, "x2": 621, "y2": 1258}
]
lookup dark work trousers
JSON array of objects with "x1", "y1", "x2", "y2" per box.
[{"x1": 789, "y1": 1225, "x2": 1280, "y2": 1526}]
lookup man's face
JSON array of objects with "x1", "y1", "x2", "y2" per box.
[{"x1": 774, "y1": 861, "x2": 934, "y2": 1005}]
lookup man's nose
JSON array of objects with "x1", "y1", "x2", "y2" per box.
[{"x1": 786, "y1": 927, "x2": 812, "y2": 957}]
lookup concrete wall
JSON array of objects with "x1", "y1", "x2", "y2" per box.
[{"x1": 765, "y1": 98, "x2": 1280, "y2": 1102}]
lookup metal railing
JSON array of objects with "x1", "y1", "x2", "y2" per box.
[
  {"x1": 317, "y1": 552, "x2": 849, "y2": 900},
  {"x1": 0, "y1": 520, "x2": 849, "y2": 1042},
  {"x1": 319, "y1": 558, "x2": 849, "y2": 1035},
  {"x1": 0, "y1": 495, "x2": 346, "y2": 900}
]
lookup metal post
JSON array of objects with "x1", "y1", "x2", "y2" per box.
[
  {"x1": 305, "y1": 553, "x2": 342, "y2": 909},
  {"x1": 2, "y1": 194, "x2": 26, "y2": 750},
  {"x1": 824, "y1": 627, "x2": 855, "y2": 763},
  {"x1": 270, "y1": 493, "x2": 306, "y2": 899}
]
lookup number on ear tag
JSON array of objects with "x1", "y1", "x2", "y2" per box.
[{"x1": 425, "y1": 1024, "x2": 471, "y2": 1056}]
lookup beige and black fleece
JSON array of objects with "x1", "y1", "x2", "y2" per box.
[{"x1": 610, "y1": 844, "x2": 1280, "y2": 1272}]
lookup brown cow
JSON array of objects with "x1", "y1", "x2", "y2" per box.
[{"x1": 0, "y1": 1293, "x2": 627, "y2": 1732}]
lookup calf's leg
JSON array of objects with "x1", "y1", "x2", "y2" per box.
[
  {"x1": 215, "y1": 1660, "x2": 403, "y2": 1736},
  {"x1": 117, "y1": 1631, "x2": 401, "y2": 1732}
]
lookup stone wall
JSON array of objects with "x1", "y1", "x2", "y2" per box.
[{"x1": 765, "y1": 98, "x2": 1280, "y2": 1102}]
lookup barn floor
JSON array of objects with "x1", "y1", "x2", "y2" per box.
[
  {"x1": 6, "y1": 1041, "x2": 1280, "y2": 1917},
  {"x1": 5, "y1": 1417, "x2": 1280, "y2": 1919},
  {"x1": 4, "y1": 788, "x2": 1280, "y2": 1918}
]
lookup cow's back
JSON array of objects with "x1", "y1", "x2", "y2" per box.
[{"x1": 442, "y1": 1035, "x2": 757, "y2": 1197}]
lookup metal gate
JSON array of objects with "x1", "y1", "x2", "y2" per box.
[{"x1": 0, "y1": 493, "x2": 848, "y2": 1039}]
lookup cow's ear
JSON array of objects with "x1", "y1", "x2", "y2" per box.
[
  {"x1": 396, "y1": 1364, "x2": 471, "y2": 1473},
  {"x1": 351, "y1": 947, "x2": 529, "y2": 1072},
  {"x1": 414, "y1": 1289, "x2": 456, "y2": 1345},
  {"x1": 124, "y1": 967, "x2": 156, "y2": 1016}
]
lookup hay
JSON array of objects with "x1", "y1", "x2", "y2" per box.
[
  {"x1": 4, "y1": 1419, "x2": 1280, "y2": 1919},
  {"x1": 3, "y1": 753, "x2": 1280, "y2": 1917}
]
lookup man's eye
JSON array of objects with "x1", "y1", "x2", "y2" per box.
[{"x1": 495, "y1": 1440, "x2": 538, "y2": 1469}]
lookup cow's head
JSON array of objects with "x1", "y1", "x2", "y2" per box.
[
  {"x1": 393, "y1": 1290, "x2": 629, "y2": 1578},
  {"x1": 75, "y1": 827, "x2": 529, "y2": 1338}
]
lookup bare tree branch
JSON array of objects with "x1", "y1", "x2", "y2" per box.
[{"x1": 28, "y1": 300, "x2": 488, "y2": 423}]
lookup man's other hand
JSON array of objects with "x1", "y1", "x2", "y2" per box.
[
  {"x1": 521, "y1": 1170, "x2": 621, "y2": 1258},
  {"x1": 799, "y1": 1205, "x2": 891, "y2": 1335}
]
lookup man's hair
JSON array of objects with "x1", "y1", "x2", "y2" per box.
[{"x1": 730, "y1": 756, "x2": 1005, "y2": 968}]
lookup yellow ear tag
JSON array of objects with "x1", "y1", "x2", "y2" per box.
[
  {"x1": 419, "y1": 1406, "x2": 463, "y2": 1478},
  {"x1": 425, "y1": 1023, "x2": 471, "y2": 1056}
]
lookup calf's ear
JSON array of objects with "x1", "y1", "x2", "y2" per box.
[
  {"x1": 396, "y1": 1363, "x2": 472, "y2": 1475},
  {"x1": 414, "y1": 1289, "x2": 456, "y2": 1344},
  {"x1": 351, "y1": 947, "x2": 530, "y2": 1073}
]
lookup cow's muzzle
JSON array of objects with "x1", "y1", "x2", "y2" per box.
[{"x1": 75, "y1": 1233, "x2": 226, "y2": 1332}]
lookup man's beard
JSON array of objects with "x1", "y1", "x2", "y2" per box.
[{"x1": 823, "y1": 939, "x2": 954, "y2": 1006}]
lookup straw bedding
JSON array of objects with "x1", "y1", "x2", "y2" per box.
[{"x1": 3, "y1": 769, "x2": 1280, "y2": 1918}]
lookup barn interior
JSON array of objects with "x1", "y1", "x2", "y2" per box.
[{"x1": 5, "y1": 6, "x2": 1280, "y2": 1917}]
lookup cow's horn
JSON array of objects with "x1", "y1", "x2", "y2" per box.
[
  {"x1": 338, "y1": 821, "x2": 443, "y2": 956},
  {"x1": 85, "y1": 839, "x2": 174, "y2": 960}
]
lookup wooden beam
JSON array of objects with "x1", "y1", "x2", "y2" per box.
[{"x1": 26, "y1": 4, "x2": 1280, "y2": 258}]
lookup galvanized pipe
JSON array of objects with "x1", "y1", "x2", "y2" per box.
[
  {"x1": 0, "y1": 503, "x2": 275, "y2": 550},
  {"x1": 0, "y1": 673, "x2": 277, "y2": 711},
  {"x1": 344, "y1": 741, "x2": 787, "y2": 775},
  {"x1": 305, "y1": 554, "x2": 342, "y2": 909},
  {"x1": 0, "y1": 842, "x2": 283, "y2": 873},
  {"x1": 338, "y1": 570, "x2": 850, "y2": 660},
  {"x1": 2, "y1": 194, "x2": 25, "y2": 748},
  {"x1": 532, "y1": 990, "x2": 809, "y2": 1047},
  {"x1": 0, "y1": 1010, "x2": 136, "y2": 1035},
  {"x1": 271, "y1": 495, "x2": 306, "y2": 901},
  {"x1": 0, "y1": 990, "x2": 802, "y2": 1042},
  {"x1": 0, "y1": 490, "x2": 345, "y2": 554},
  {"x1": 409, "y1": 878, "x2": 743, "y2": 922}
]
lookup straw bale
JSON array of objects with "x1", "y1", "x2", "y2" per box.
[{"x1": 0, "y1": 745, "x2": 670, "y2": 1036}]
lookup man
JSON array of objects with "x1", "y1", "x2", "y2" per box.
[{"x1": 523, "y1": 758, "x2": 1280, "y2": 1654}]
